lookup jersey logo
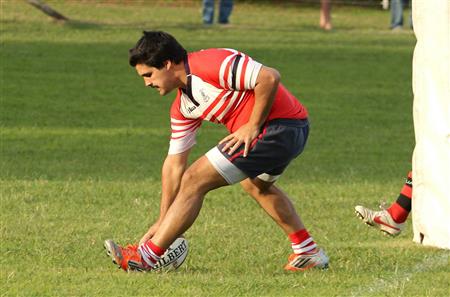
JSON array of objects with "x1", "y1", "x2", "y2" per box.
[
  {"x1": 187, "y1": 105, "x2": 197, "y2": 113},
  {"x1": 199, "y1": 88, "x2": 210, "y2": 103}
]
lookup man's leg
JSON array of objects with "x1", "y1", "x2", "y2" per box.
[
  {"x1": 240, "y1": 178, "x2": 304, "y2": 234},
  {"x1": 406, "y1": 0, "x2": 413, "y2": 29},
  {"x1": 240, "y1": 177, "x2": 328, "y2": 270},
  {"x1": 137, "y1": 156, "x2": 228, "y2": 269},
  {"x1": 390, "y1": 0, "x2": 404, "y2": 29},
  {"x1": 386, "y1": 171, "x2": 412, "y2": 223},
  {"x1": 319, "y1": 0, "x2": 332, "y2": 30},
  {"x1": 218, "y1": 0, "x2": 233, "y2": 24},
  {"x1": 202, "y1": 0, "x2": 215, "y2": 24},
  {"x1": 151, "y1": 155, "x2": 228, "y2": 249},
  {"x1": 355, "y1": 171, "x2": 412, "y2": 237},
  {"x1": 106, "y1": 154, "x2": 233, "y2": 272}
]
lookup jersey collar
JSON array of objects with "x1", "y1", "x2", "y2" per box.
[{"x1": 182, "y1": 58, "x2": 199, "y2": 106}]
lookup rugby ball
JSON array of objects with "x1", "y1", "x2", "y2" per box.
[{"x1": 154, "y1": 237, "x2": 189, "y2": 271}]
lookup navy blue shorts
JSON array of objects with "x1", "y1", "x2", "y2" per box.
[{"x1": 206, "y1": 119, "x2": 309, "y2": 184}]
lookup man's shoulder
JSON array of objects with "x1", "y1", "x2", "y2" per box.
[
  {"x1": 188, "y1": 48, "x2": 241, "y2": 81},
  {"x1": 189, "y1": 48, "x2": 239, "y2": 62}
]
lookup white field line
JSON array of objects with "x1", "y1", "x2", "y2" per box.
[{"x1": 350, "y1": 252, "x2": 450, "y2": 297}]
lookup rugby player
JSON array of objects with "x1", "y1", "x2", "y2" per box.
[{"x1": 105, "y1": 31, "x2": 329, "y2": 272}]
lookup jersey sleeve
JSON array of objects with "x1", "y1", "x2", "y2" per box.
[
  {"x1": 168, "y1": 91, "x2": 202, "y2": 155},
  {"x1": 190, "y1": 49, "x2": 263, "y2": 91}
]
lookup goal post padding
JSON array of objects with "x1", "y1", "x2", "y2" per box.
[{"x1": 412, "y1": 0, "x2": 450, "y2": 250}]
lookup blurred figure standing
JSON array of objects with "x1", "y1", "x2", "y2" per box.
[
  {"x1": 203, "y1": 0, "x2": 234, "y2": 25},
  {"x1": 320, "y1": 0, "x2": 332, "y2": 30},
  {"x1": 391, "y1": 0, "x2": 412, "y2": 30}
]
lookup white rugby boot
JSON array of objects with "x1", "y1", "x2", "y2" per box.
[
  {"x1": 284, "y1": 248, "x2": 329, "y2": 271},
  {"x1": 355, "y1": 205, "x2": 404, "y2": 237}
]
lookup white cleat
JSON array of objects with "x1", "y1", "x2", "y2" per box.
[
  {"x1": 355, "y1": 205, "x2": 404, "y2": 237},
  {"x1": 284, "y1": 248, "x2": 329, "y2": 271}
]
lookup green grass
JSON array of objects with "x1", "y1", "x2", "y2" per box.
[{"x1": 1, "y1": 1, "x2": 448, "y2": 296}]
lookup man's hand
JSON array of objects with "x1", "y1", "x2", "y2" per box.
[
  {"x1": 219, "y1": 66, "x2": 280, "y2": 158},
  {"x1": 139, "y1": 221, "x2": 160, "y2": 246},
  {"x1": 219, "y1": 122, "x2": 260, "y2": 157}
]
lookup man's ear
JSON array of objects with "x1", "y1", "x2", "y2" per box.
[{"x1": 165, "y1": 60, "x2": 172, "y2": 70}]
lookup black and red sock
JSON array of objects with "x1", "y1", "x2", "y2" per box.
[{"x1": 387, "y1": 171, "x2": 412, "y2": 223}]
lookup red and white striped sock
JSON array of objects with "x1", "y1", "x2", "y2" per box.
[
  {"x1": 138, "y1": 240, "x2": 166, "y2": 269},
  {"x1": 289, "y1": 229, "x2": 317, "y2": 255}
]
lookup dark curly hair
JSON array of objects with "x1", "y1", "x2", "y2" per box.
[{"x1": 129, "y1": 31, "x2": 187, "y2": 69}]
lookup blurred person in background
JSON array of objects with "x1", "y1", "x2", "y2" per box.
[
  {"x1": 391, "y1": 0, "x2": 412, "y2": 30},
  {"x1": 320, "y1": 0, "x2": 332, "y2": 30},
  {"x1": 203, "y1": 0, "x2": 233, "y2": 25}
]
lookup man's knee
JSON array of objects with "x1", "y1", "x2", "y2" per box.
[
  {"x1": 180, "y1": 168, "x2": 205, "y2": 195},
  {"x1": 180, "y1": 162, "x2": 224, "y2": 195},
  {"x1": 241, "y1": 178, "x2": 273, "y2": 197}
]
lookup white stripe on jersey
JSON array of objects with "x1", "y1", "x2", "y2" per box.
[
  {"x1": 204, "y1": 91, "x2": 233, "y2": 121},
  {"x1": 244, "y1": 60, "x2": 262, "y2": 90},
  {"x1": 232, "y1": 91, "x2": 247, "y2": 112},
  {"x1": 171, "y1": 118, "x2": 197, "y2": 125},
  {"x1": 216, "y1": 91, "x2": 243, "y2": 122},
  {"x1": 219, "y1": 51, "x2": 262, "y2": 91},
  {"x1": 226, "y1": 54, "x2": 246, "y2": 90},
  {"x1": 222, "y1": 48, "x2": 239, "y2": 54},
  {"x1": 169, "y1": 130, "x2": 197, "y2": 154},
  {"x1": 219, "y1": 51, "x2": 238, "y2": 89},
  {"x1": 169, "y1": 119, "x2": 201, "y2": 154},
  {"x1": 235, "y1": 55, "x2": 245, "y2": 90},
  {"x1": 171, "y1": 120, "x2": 201, "y2": 138},
  {"x1": 171, "y1": 119, "x2": 199, "y2": 132}
]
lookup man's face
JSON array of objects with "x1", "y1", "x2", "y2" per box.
[{"x1": 135, "y1": 62, "x2": 176, "y2": 96}]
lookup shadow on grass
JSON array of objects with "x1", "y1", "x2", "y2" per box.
[
  {"x1": 64, "y1": 20, "x2": 102, "y2": 30},
  {"x1": 5, "y1": 16, "x2": 356, "y2": 34},
  {"x1": 60, "y1": 19, "x2": 341, "y2": 34}
]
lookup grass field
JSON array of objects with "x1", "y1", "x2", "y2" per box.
[{"x1": 1, "y1": 1, "x2": 449, "y2": 296}]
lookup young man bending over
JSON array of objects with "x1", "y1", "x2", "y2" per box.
[{"x1": 105, "y1": 31, "x2": 329, "y2": 272}]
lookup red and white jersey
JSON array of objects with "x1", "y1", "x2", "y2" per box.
[{"x1": 169, "y1": 48, "x2": 308, "y2": 155}]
